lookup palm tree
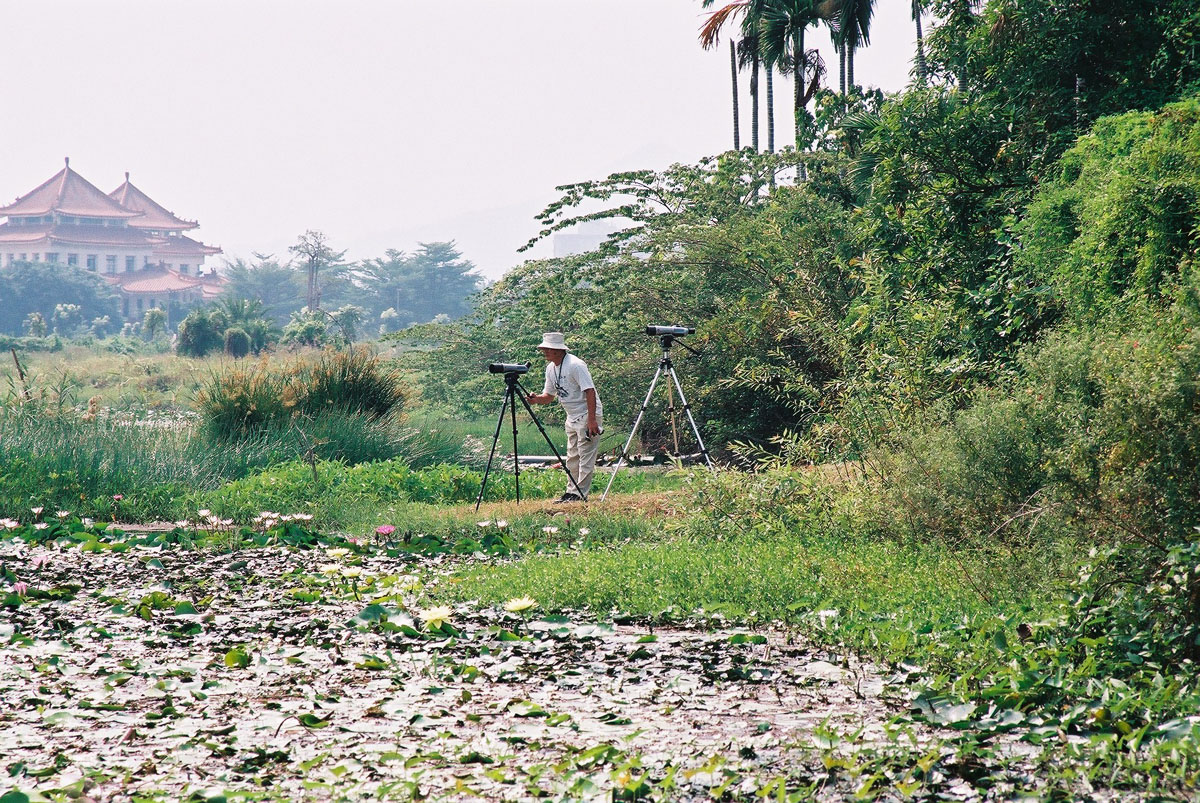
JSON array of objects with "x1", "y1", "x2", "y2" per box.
[
  {"x1": 911, "y1": 0, "x2": 928, "y2": 84},
  {"x1": 700, "y1": 2, "x2": 749, "y2": 149},
  {"x1": 837, "y1": 0, "x2": 874, "y2": 92},
  {"x1": 760, "y1": 0, "x2": 821, "y2": 149}
]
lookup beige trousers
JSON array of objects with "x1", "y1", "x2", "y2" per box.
[{"x1": 564, "y1": 417, "x2": 602, "y2": 498}]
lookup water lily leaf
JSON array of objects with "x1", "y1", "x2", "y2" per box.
[
  {"x1": 912, "y1": 695, "x2": 976, "y2": 726},
  {"x1": 507, "y1": 700, "x2": 548, "y2": 718},
  {"x1": 298, "y1": 713, "x2": 331, "y2": 729},
  {"x1": 224, "y1": 647, "x2": 251, "y2": 668},
  {"x1": 174, "y1": 602, "x2": 199, "y2": 615}
]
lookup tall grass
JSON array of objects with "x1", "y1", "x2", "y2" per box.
[{"x1": 197, "y1": 347, "x2": 406, "y2": 440}]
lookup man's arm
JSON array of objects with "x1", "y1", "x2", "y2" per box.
[
  {"x1": 527, "y1": 391, "x2": 554, "y2": 404},
  {"x1": 584, "y1": 388, "x2": 600, "y2": 436}
]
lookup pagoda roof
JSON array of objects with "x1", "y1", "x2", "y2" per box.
[
  {"x1": 109, "y1": 174, "x2": 198, "y2": 231},
  {"x1": 104, "y1": 267, "x2": 203, "y2": 294},
  {"x1": 0, "y1": 159, "x2": 142, "y2": 219},
  {"x1": 0, "y1": 221, "x2": 158, "y2": 248},
  {"x1": 153, "y1": 234, "x2": 222, "y2": 257}
]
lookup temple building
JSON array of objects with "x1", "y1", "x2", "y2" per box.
[{"x1": 0, "y1": 158, "x2": 224, "y2": 320}]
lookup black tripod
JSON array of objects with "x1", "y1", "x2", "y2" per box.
[
  {"x1": 600, "y1": 334, "x2": 714, "y2": 501},
  {"x1": 475, "y1": 370, "x2": 582, "y2": 511}
]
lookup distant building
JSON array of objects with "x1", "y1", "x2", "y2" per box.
[
  {"x1": 552, "y1": 219, "x2": 625, "y2": 258},
  {"x1": 0, "y1": 158, "x2": 224, "y2": 320}
]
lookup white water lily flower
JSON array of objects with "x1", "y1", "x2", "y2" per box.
[
  {"x1": 175, "y1": 520, "x2": 191, "y2": 529},
  {"x1": 398, "y1": 574, "x2": 421, "y2": 591},
  {"x1": 325, "y1": 548, "x2": 351, "y2": 559},
  {"x1": 319, "y1": 564, "x2": 341, "y2": 575},
  {"x1": 542, "y1": 526, "x2": 559, "y2": 534},
  {"x1": 2, "y1": 519, "x2": 19, "y2": 530},
  {"x1": 495, "y1": 520, "x2": 508, "y2": 529},
  {"x1": 34, "y1": 523, "x2": 48, "y2": 530},
  {"x1": 476, "y1": 520, "x2": 492, "y2": 528},
  {"x1": 197, "y1": 509, "x2": 211, "y2": 518},
  {"x1": 55, "y1": 510, "x2": 70, "y2": 519},
  {"x1": 579, "y1": 528, "x2": 590, "y2": 536},
  {"x1": 293, "y1": 513, "x2": 314, "y2": 521},
  {"x1": 419, "y1": 605, "x2": 454, "y2": 630},
  {"x1": 31, "y1": 507, "x2": 43, "y2": 516},
  {"x1": 504, "y1": 596, "x2": 539, "y2": 613},
  {"x1": 341, "y1": 566, "x2": 363, "y2": 579}
]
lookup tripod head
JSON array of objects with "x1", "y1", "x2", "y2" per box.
[
  {"x1": 488, "y1": 361, "x2": 532, "y2": 386},
  {"x1": 646, "y1": 324, "x2": 699, "y2": 355}
]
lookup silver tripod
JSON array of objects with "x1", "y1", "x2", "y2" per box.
[{"x1": 601, "y1": 333, "x2": 714, "y2": 501}]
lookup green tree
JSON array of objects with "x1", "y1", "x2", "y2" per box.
[
  {"x1": 143, "y1": 308, "x2": 167, "y2": 339},
  {"x1": 760, "y1": 0, "x2": 828, "y2": 149},
  {"x1": 357, "y1": 242, "x2": 482, "y2": 330},
  {"x1": 0, "y1": 262, "x2": 120, "y2": 337},
  {"x1": 221, "y1": 255, "x2": 305, "y2": 326},
  {"x1": 23, "y1": 312, "x2": 46, "y2": 338},
  {"x1": 289, "y1": 231, "x2": 347, "y2": 312}
]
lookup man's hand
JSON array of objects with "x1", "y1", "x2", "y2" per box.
[
  {"x1": 586, "y1": 417, "x2": 601, "y2": 438},
  {"x1": 527, "y1": 392, "x2": 552, "y2": 405}
]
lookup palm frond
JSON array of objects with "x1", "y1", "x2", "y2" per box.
[{"x1": 699, "y1": 2, "x2": 748, "y2": 50}]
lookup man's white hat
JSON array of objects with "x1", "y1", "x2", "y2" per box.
[{"x1": 536, "y1": 332, "x2": 569, "y2": 351}]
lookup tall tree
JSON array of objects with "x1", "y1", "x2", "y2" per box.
[
  {"x1": 911, "y1": 0, "x2": 928, "y2": 83},
  {"x1": 357, "y1": 241, "x2": 483, "y2": 330},
  {"x1": 760, "y1": 0, "x2": 820, "y2": 149},
  {"x1": 221, "y1": 255, "x2": 305, "y2": 326},
  {"x1": 837, "y1": 0, "x2": 874, "y2": 91},
  {"x1": 701, "y1": 2, "x2": 750, "y2": 150},
  {"x1": 289, "y1": 231, "x2": 346, "y2": 312}
]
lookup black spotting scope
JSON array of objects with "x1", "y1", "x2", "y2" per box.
[
  {"x1": 646, "y1": 325, "x2": 695, "y2": 336},
  {"x1": 488, "y1": 362, "x2": 531, "y2": 374}
]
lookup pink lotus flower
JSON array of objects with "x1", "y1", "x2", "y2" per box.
[
  {"x1": 375, "y1": 525, "x2": 396, "y2": 536},
  {"x1": 12, "y1": 581, "x2": 28, "y2": 597},
  {"x1": 112, "y1": 495, "x2": 124, "y2": 502}
]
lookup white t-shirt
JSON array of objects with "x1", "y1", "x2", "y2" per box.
[{"x1": 543, "y1": 353, "x2": 602, "y2": 424}]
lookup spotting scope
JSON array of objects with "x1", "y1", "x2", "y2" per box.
[{"x1": 645, "y1": 325, "x2": 695, "y2": 336}]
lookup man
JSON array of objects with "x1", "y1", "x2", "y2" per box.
[{"x1": 526, "y1": 332, "x2": 602, "y2": 502}]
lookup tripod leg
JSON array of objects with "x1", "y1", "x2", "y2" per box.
[
  {"x1": 474, "y1": 389, "x2": 511, "y2": 511},
  {"x1": 666, "y1": 380, "x2": 681, "y2": 459},
  {"x1": 600, "y1": 365, "x2": 665, "y2": 501},
  {"x1": 510, "y1": 385, "x2": 521, "y2": 504},
  {"x1": 667, "y1": 366, "x2": 715, "y2": 470},
  {"x1": 514, "y1": 382, "x2": 583, "y2": 499}
]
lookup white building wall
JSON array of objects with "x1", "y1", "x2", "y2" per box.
[{"x1": 2, "y1": 239, "x2": 154, "y2": 274}]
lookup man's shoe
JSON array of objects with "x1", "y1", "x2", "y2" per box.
[{"x1": 554, "y1": 493, "x2": 582, "y2": 504}]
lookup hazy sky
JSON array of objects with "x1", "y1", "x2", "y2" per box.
[{"x1": 0, "y1": 1, "x2": 918, "y2": 279}]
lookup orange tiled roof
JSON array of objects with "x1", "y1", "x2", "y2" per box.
[
  {"x1": 109, "y1": 174, "x2": 198, "y2": 232},
  {"x1": 0, "y1": 222, "x2": 159, "y2": 247},
  {"x1": 0, "y1": 159, "x2": 142, "y2": 219},
  {"x1": 153, "y1": 233, "x2": 222, "y2": 257},
  {"x1": 104, "y1": 267, "x2": 203, "y2": 294}
]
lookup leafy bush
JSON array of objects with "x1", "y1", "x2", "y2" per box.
[
  {"x1": 177, "y1": 308, "x2": 229, "y2": 357},
  {"x1": 224, "y1": 326, "x2": 251, "y2": 358},
  {"x1": 1018, "y1": 97, "x2": 1200, "y2": 320},
  {"x1": 882, "y1": 299, "x2": 1200, "y2": 552}
]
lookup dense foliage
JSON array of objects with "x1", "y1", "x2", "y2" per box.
[{"x1": 0, "y1": 262, "x2": 121, "y2": 337}]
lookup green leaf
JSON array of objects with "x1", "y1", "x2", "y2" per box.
[
  {"x1": 224, "y1": 647, "x2": 251, "y2": 668},
  {"x1": 298, "y1": 713, "x2": 331, "y2": 729}
]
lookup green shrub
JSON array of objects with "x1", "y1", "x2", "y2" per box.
[
  {"x1": 289, "y1": 346, "x2": 406, "y2": 420},
  {"x1": 1018, "y1": 97, "x2": 1200, "y2": 320},
  {"x1": 177, "y1": 308, "x2": 228, "y2": 357},
  {"x1": 197, "y1": 347, "x2": 407, "y2": 441},
  {"x1": 224, "y1": 326, "x2": 251, "y2": 358}
]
